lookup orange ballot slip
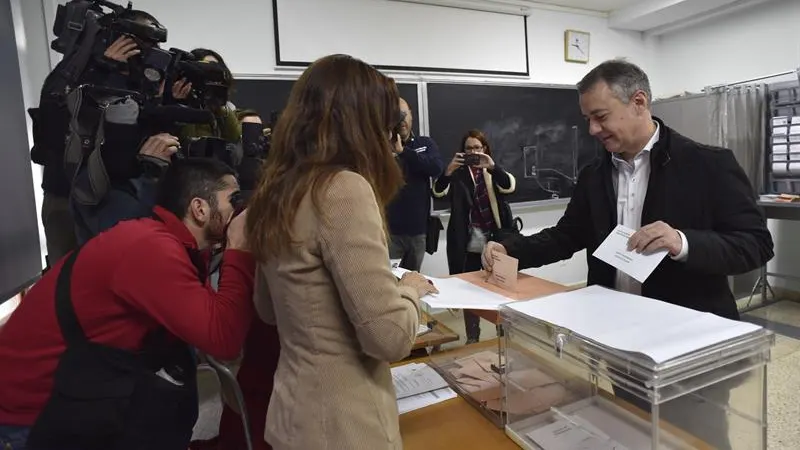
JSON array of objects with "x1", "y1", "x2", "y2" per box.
[{"x1": 488, "y1": 252, "x2": 519, "y2": 292}]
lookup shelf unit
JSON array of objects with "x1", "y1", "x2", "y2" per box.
[{"x1": 766, "y1": 80, "x2": 800, "y2": 194}]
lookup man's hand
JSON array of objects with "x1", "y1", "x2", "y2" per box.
[
  {"x1": 226, "y1": 209, "x2": 248, "y2": 251},
  {"x1": 171, "y1": 78, "x2": 192, "y2": 100},
  {"x1": 482, "y1": 241, "x2": 508, "y2": 272},
  {"x1": 104, "y1": 36, "x2": 140, "y2": 62},
  {"x1": 392, "y1": 134, "x2": 404, "y2": 154},
  {"x1": 139, "y1": 133, "x2": 180, "y2": 162},
  {"x1": 627, "y1": 221, "x2": 683, "y2": 256}
]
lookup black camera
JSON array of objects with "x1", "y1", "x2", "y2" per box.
[
  {"x1": 389, "y1": 111, "x2": 407, "y2": 143},
  {"x1": 163, "y1": 49, "x2": 231, "y2": 110},
  {"x1": 464, "y1": 154, "x2": 482, "y2": 166},
  {"x1": 241, "y1": 122, "x2": 269, "y2": 159},
  {"x1": 50, "y1": 0, "x2": 170, "y2": 102},
  {"x1": 52, "y1": 1, "x2": 167, "y2": 55},
  {"x1": 185, "y1": 137, "x2": 236, "y2": 167}
]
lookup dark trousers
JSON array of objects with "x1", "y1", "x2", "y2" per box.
[
  {"x1": 389, "y1": 234, "x2": 426, "y2": 271},
  {"x1": 462, "y1": 252, "x2": 483, "y2": 342},
  {"x1": 41, "y1": 192, "x2": 77, "y2": 267}
]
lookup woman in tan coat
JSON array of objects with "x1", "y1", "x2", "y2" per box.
[{"x1": 245, "y1": 54, "x2": 437, "y2": 450}]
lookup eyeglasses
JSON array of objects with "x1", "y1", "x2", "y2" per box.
[{"x1": 464, "y1": 145, "x2": 484, "y2": 152}]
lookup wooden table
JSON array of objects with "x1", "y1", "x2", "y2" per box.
[
  {"x1": 412, "y1": 311, "x2": 459, "y2": 352},
  {"x1": 399, "y1": 341, "x2": 519, "y2": 450},
  {"x1": 401, "y1": 393, "x2": 519, "y2": 450}
]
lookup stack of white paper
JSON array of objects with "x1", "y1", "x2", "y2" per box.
[
  {"x1": 392, "y1": 362, "x2": 448, "y2": 398},
  {"x1": 422, "y1": 277, "x2": 514, "y2": 310},
  {"x1": 389, "y1": 260, "x2": 514, "y2": 310},
  {"x1": 391, "y1": 363, "x2": 455, "y2": 414},
  {"x1": 397, "y1": 387, "x2": 457, "y2": 414},
  {"x1": 527, "y1": 418, "x2": 629, "y2": 450},
  {"x1": 507, "y1": 285, "x2": 761, "y2": 364}
]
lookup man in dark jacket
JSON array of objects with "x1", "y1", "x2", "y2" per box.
[
  {"x1": 386, "y1": 98, "x2": 444, "y2": 271},
  {"x1": 482, "y1": 59, "x2": 773, "y2": 450},
  {"x1": 484, "y1": 59, "x2": 773, "y2": 319}
]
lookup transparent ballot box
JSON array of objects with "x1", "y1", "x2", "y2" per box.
[
  {"x1": 499, "y1": 295, "x2": 775, "y2": 450},
  {"x1": 428, "y1": 338, "x2": 508, "y2": 427}
]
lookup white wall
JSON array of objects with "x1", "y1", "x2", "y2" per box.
[
  {"x1": 652, "y1": 0, "x2": 800, "y2": 290},
  {"x1": 526, "y1": 8, "x2": 656, "y2": 86},
  {"x1": 118, "y1": 0, "x2": 653, "y2": 84},
  {"x1": 652, "y1": 0, "x2": 800, "y2": 98}
]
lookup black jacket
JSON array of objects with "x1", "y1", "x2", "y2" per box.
[
  {"x1": 502, "y1": 119, "x2": 773, "y2": 320},
  {"x1": 386, "y1": 136, "x2": 444, "y2": 236},
  {"x1": 434, "y1": 165, "x2": 516, "y2": 275}
]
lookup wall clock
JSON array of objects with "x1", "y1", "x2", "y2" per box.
[{"x1": 565, "y1": 30, "x2": 590, "y2": 64}]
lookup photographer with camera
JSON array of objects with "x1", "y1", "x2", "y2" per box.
[
  {"x1": 0, "y1": 158, "x2": 254, "y2": 450},
  {"x1": 432, "y1": 129, "x2": 516, "y2": 344},
  {"x1": 178, "y1": 49, "x2": 241, "y2": 144},
  {"x1": 235, "y1": 109, "x2": 271, "y2": 199},
  {"x1": 386, "y1": 98, "x2": 444, "y2": 272}
]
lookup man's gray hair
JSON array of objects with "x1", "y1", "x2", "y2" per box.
[{"x1": 577, "y1": 59, "x2": 652, "y2": 106}]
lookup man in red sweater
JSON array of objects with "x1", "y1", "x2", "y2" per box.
[{"x1": 0, "y1": 158, "x2": 255, "y2": 449}]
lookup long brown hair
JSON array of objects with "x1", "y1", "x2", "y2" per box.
[
  {"x1": 461, "y1": 129, "x2": 493, "y2": 156},
  {"x1": 246, "y1": 54, "x2": 404, "y2": 261}
]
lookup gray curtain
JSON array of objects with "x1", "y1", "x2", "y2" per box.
[
  {"x1": 707, "y1": 84, "x2": 768, "y2": 193},
  {"x1": 707, "y1": 84, "x2": 768, "y2": 300}
]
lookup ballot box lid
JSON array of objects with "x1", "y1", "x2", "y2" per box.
[{"x1": 499, "y1": 286, "x2": 774, "y2": 403}]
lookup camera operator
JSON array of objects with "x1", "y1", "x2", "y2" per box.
[
  {"x1": 62, "y1": 12, "x2": 224, "y2": 243},
  {"x1": 178, "y1": 48, "x2": 241, "y2": 144},
  {"x1": 235, "y1": 109, "x2": 271, "y2": 199},
  {"x1": 32, "y1": 7, "x2": 167, "y2": 264}
]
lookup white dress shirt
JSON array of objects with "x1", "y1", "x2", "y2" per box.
[{"x1": 611, "y1": 122, "x2": 688, "y2": 295}]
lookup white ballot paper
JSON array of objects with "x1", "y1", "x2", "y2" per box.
[
  {"x1": 390, "y1": 259, "x2": 410, "y2": 279},
  {"x1": 592, "y1": 225, "x2": 667, "y2": 283},
  {"x1": 421, "y1": 277, "x2": 514, "y2": 311},
  {"x1": 397, "y1": 387, "x2": 457, "y2": 415},
  {"x1": 527, "y1": 418, "x2": 629, "y2": 450},
  {"x1": 508, "y1": 285, "x2": 761, "y2": 363},
  {"x1": 391, "y1": 363, "x2": 449, "y2": 399}
]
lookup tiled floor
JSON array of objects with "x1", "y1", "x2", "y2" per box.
[{"x1": 194, "y1": 302, "x2": 800, "y2": 449}]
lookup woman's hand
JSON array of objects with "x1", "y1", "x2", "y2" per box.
[
  {"x1": 475, "y1": 153, "x2": 495, "y2": 170},
  {"x1": 400, "y1": 272, "x2": 439, "y2": 298},
  {"x1": 445, "y1": 153, "x2": 465, "y2": 176}
]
